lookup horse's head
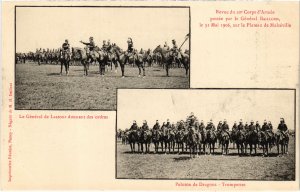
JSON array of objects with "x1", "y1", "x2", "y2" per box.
[{"x1": 153, "y1": 45, "x2": 162, "y2": 54}]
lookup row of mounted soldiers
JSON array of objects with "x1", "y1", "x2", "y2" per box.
[{"x1": 126, "y1": 113, "x2": 289, "y2": 139}]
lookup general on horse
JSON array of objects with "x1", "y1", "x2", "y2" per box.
[
  {"x1": 60, "y1": 39, "x2": 71, "y2": 75},
  {"x1": 110, "y1": 38, "x2": 145, "y2": 78}
]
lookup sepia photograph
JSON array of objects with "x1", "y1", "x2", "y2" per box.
[
  {"x1": 15, "y1": 6, "x2": 190, "y2": 110},
  {"x1": 116, "y1": 89, "x2": 295, "y2": 180}
]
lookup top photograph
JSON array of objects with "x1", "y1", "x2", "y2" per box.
[{"x1": 15, "y1": 6, "x2": 190, "y2": 110}]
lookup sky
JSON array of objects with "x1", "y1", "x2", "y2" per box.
[
  {"x1": 117, "y1": 89, "x2": 295, "y2": 131},
  {"x1": 16, "y1": 7, "x2": 189, "y2": 52}
]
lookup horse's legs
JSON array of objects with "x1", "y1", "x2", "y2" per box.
[
  {"x1": 138, "y1": 65, "x2": 141, "y2": 77},
  {"x1": 166, "y1": 62, "x2": 169, "y2": 77},
  {"x1": 121, "y1": 63, "x2": 125, "y2": 77},
  {"x1": 60, "y1": 62, "x2": 63, "y2": 75}
]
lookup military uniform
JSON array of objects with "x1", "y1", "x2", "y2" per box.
[
  {"x1": 153, "y1": 121, "x2": 160, "y2": 132},
  {"x1": 80, "y1": 37, "x2": 96, "y2": 61},
  {"x1": 237, "y1": 122, "x2": 244, "y2": 131},
  {"x1": 277, "y1": 120, "x2": 288, "y2": 138},
  {"x1": 261, "y1": 122, "x2": 269, "y2": 132},
  {"x1": 199, "y1": 122, "x2": 205, "y2": 132},
  {"x1": 141, "y1": 122, "x2": 149, "y2": 132},
  {"x1": 129, "y1": 122, "x2": 138, "y2": 131},
  {"x1": 255, "y1": 122, "x2": 261, "y2": 132}
]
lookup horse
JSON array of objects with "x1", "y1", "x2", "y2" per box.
[
  {"x1": 258, "y1": 131, "x2": 274, "y2": 156},
  {"x1": 59, "y1": 50, "x2": 70, "y2": 75},
  {"x1": 107, "y1": 50, "x2": 119, "y2": 73},
  {"x1": 127, "y1": 130, "x2": 138, "y2": 153},
  {"x1": 152, "y1": 129, "x2": 161, "y2": 153},
  {"x1": 219, "y1": 131, "x2": 230, "y2": 155},
  {"x1": 175, "y1": 130, "x2": 185, "y2": 154},
  {"x1": 153, "y1": 45, "x2": 189, "y2": 77},
  {"x1": 72, "y1": 47, "x2": 89, "y2": 76},
  {"x1": 245, "y1": 130, "x2": 258, "y2": 155},
  {"x1": 93, "y1": 47, "x2": 109, "y2": 76},
  {"x1": 138, "y1": 130, "x2": 152, "y2": 154},
  {"x1": 206, "y1": 130, "x2": 217, "y2": 155},
  {"x1": 111, "y1": 45, "x2": 145, "y2": 78},
  {"x1": 186, "y1": 129, "x2": 198, "y2": 158},
  {"x1": 235, "y1": 129, "x2": 247, "y2": 155},
  {"x1": 161, "y1": 127, "x2": 175, "y2": 154},
  {"x1": 275, "y1": 130, "x2": 289, "y2": 155}
]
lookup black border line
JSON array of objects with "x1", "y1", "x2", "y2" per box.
[
  {"x1": 14, "y1": 5, "x2": 191, "y2": 111},
  {"x1": 115, "y1": 88, "x2": 296, "y2": 181}
]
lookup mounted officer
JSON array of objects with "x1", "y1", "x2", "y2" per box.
[
  {"x1": 177, "y1": 120, "x2": 185, "y2": 131},
  {"x1": 232, "y1": 121, "x2": 238, "y2": 132},
  {"x1": 255, "y1": 121, "x2": 261, "y2": 132},
  {"x1": 237, "y1": 119, "x2": 245, "y2": 131},
  {"x1": 171, "y1": 39, "x2": 178, "y2": 58},
  {"x1": 61, "y1": 39, "x2": 71, "y2": 59},
  {"x1": 217, "y1": 121, "x2": 223, "y2": 132},
  {"x1": 123, "y1": 37, "x2": 134, "y2": 64},
  {"x1": 141, "y1": 120, "x2": 149, "y2": 132},
  {"x1": 277, "y1": 118, "x2": 289, "y2": 138},
  {"x1": 80, "y1": 37, "x2": 95, "y2": 62},
  {"x1": 129, "y1": 120, "x2": 139, "y2": 131},
  {"x1": 153, "y1": 120, "x2": 160, "y2": 131},
  {"x1": 206, "y1": 119, "x2": 216, "y2": 132},
  {"x1": 221, "y1": 119, "x2": 230, "y2": 137},
  {"x1": 187, "y1": 112, "x2": 197, "y2": 126}
]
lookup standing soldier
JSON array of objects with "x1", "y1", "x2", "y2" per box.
[
  {"x1": 80, "y1": 37, "x2": 95, "y2": 62},
  {"x1": 163, "y1": 41, "x2": 169, "y2": 50}
]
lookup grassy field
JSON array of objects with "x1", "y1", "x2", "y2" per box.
[
  {"x1": 116, "y1": 137, "x2": 295, "y2": 180},
  {"x1": 15, "y1": 63, "x2": 189, "y2": 110}
]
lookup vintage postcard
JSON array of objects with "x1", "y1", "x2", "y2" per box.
[{"x1": 1, "y1": 1, "x2": 299, "y2": 191}]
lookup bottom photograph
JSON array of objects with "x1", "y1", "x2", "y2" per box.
[{"x1": 116, "y1": 89, "x2": 295, "y2": 180}]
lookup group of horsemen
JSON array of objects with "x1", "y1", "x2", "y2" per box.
[
  {"x1": 58, "y1": 37, "x2": 182, "y2": 63},
  {"x1": 126, "y1": 112, "x2": 289, "y2": 142}
]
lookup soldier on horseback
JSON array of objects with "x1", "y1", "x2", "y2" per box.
[
  {"x1": 255, "y1": 121, "x2": 261, "y2": 132},
  {"x1": 80, "y1": 36, "x2": 95, "y2": 62},
  {"x1": 62, "y1": 39, "x2": 70, "y2": 58},
  {"x1": 277, "y1": 118, "x2": 288, "y2": 138},
  {"x1": 217, "y1": 121, "x2": 223, "y2": 132},
  {"x1": 232, "y1": 121, "x2": 238, "y2": 132},
  {"x1": 129, "y1": 120, "x2": 138, "y2": 131},
  {"x1": 124, "y1": 37, "x2": 134, "y2": 64},
  {"x1": 237, "y1": 119, "x2": 245, "y2": 131},
  {"x1": 187, "y1": 112, "x2": 197, "y2": 126},
  {"x1": 153, "y1": 120, "x2": 160, "y2": 131},
  {"x1": 206, "y1": 120, "x2": 216, "y2": 132},
  {"x1": 262, "y1": 119, "x2": 274, "y2": 138},
  {"x1": 222, "y1": 119, "x2": 230, "y2": 137},
  {"x1": 171, "y1": 39, "x2": 178, "y2": 58},
  {"x1": 141, "y1": 120, "x2": 149, "y2": 132}
]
